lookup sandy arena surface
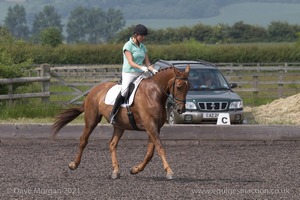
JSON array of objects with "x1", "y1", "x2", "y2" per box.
[
  {"x1": 0, "y1": 94, "x2": 299, "y2": 199},
  {"x1": 0, "y1": 139, "x2": 299, "y2": 200}
]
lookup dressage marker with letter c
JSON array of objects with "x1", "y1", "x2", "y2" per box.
[{"x1": 217, "y1": 113, "x2": 231, "y2": 125}]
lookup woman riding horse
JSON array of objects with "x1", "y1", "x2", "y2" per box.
[
  {"x1": 110, "y1": 24, "x2": 157, "y2": 124},
  {"x1": 52, "y1": 65, "x2": 190, "y2": 180}
]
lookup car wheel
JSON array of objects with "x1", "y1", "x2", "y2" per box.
[
  {"x1": 237, "y1": 120, "x2": 244, "y2": 124},
  {"x1": 168, "y1": 107, "x2": 177, "y2": 125},
  {"x1": 232, "y1": 120, "x2": 243, "y2": 124}
]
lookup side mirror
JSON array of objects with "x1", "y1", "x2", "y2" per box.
[{"x1": 229, "y1": 83, "x2": 238, "y2": 89}]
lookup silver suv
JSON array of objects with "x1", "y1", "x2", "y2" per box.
[{"x1": 153, "y1": 60, "x2": 244, "y2": 124}]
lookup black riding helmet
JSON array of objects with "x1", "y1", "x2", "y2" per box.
[{"x1": 133, "y1": 24, "x2": 149, "y2": 35}]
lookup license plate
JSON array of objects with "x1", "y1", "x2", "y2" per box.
[{"x1": 203, "y1": 113, "x2": 219, "y2": 119}]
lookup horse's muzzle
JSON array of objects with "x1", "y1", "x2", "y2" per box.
[{"x1": 177, "y1": 107, "x2": 186, "y2": 114}]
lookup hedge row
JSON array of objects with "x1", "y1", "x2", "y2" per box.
[{"x1": 8, "y1": 42, "x2": 300, "y2": 65}]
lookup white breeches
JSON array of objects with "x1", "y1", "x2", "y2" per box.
[{"x1": 121, "y1": 72, "x2": 140, "y2": 97}]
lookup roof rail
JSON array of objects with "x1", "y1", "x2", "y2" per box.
[
  {"x1": 156, "y1": 59, "x2": 174, "y2": 67},
  {"x1": 156, "y1": 59, "x2": 217, "y2": 68},
  {"x1": 196, "y1": 59, "x2": 216, "y2": 67}
]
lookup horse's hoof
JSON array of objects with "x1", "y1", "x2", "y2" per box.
[
  {"x1": 130, "y1": 166, "x2": 139, "y2": 174},
  {"x1": 111, "y1": 172, "x2": 120, "y2": 179},
  {"x1": 166, "y1": 173, "x2": 175, "y2": 180},
  {"x1": 68, "y1": 162, "x2": 77, "y2": 170}
]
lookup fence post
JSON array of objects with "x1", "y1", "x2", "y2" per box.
[
  {"x1": 284, "y1": 62, "x2": 288, "y2": 73},
  {"x1": 278, "y1": 70, "x2": 284, "y2": 98},
  {"x1": 40, "y1": 64, "x2": 50, "y2": 103},
  {"x1": 256, "y1": 63, "x2": 260, "y2": 73},
  {"x1": 253, "y1": 75, "x2": 259, "y2": 102},
  {"x1": 7, "y1": 84, "x2": 13, "y2": 105}
]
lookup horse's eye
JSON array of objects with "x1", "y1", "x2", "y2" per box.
[{"x1": 176, "y1": 81, "x2": 184, "y2": 88}]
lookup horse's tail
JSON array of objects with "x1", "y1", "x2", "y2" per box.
[{"x1": 51, "y1": 104, "x2": 84, "y2": 138}]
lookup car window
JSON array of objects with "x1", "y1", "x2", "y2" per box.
[{"x1": 190, "y1": 69, "x2": 229, "y2": 90}]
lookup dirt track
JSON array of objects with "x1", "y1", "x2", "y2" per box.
[{"x1": 0, "y1": 138, "x2": 299, "y2": 200}]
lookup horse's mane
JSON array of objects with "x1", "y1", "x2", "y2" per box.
[
  {"x1": 151, "y1": 66, "x2": 175, "y2": 77},
  {"x1": 158, "y1": 66, "x2": 175, "y2": 72},
  {"x1": 144, "y1": 67, "x2": 177, "y2": 81}
]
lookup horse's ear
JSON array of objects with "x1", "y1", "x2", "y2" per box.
[
  {"x1": 174, "y1": 66, "x2": 180, "y2": 76},
  {"x1": 185, "y1": 64, "x2": 190, "y2": 75}
]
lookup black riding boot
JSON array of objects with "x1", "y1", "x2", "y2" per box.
[{"x1": 110, "y1": 92, "x2": 125, "y2": 124}]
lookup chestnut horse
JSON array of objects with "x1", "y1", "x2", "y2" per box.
[{"x1": 52, "y1": 65, "x2": 190, "y2": 180}]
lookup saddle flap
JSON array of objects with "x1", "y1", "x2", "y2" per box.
[{"x1": 104, "y1": 76, "x2": 144, "y2": 106}]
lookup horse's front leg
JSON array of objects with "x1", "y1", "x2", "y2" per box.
[
  {"x1": 109, "y1": 127, "x2": 124, "y2": 179},
  {"x1": 147, "y1": 129, "x2": 174, "y2": 180},
  {"x1": 130, "y1": 137, "x2": 155, "y2": 175}
]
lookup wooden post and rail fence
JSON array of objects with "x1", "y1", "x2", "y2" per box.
[
  {"x1": 0, "y1": 64, "x2": 51, "y2": 104},
  {"x1": 0, "y1": 63, "x2": 300, "y2": 104}
]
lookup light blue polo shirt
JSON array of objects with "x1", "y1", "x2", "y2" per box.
[{"x1": 122, "y1": 37, "x2": 147, "y2": 72}]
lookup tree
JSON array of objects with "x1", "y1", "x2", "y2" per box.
[
  {"x1": 0, "y1": 26, "x2": 14, "y2": 44},
  {"x1": 0, "y1": 27, "x2": 32, "y2": 94},
  {"x1": 86, "y1": 8, "x2": 106, "y2": 44},
  {"x1": 191, "y1": 23, "x2": 213, "y2": 42},
  {"x1": 111, "y1": 25, "x2": 134, "y2": 44},
  {"x1": 66, "y1": 6, "x2": 125, "y2": 44},
  {"x1": 105, "y1": 8, "x2": 126, "y2": 41},
  {"x1": 209, "y1": 24, "x2": 230, "y2": 44},
  {"x1": 4, "y1": 4, "x2": 29, "y2": 40},
  {"x1": 66, "y1": 6, "x2": 89, "y2": 43},
  {"x1": 268, "y1": 21, "x2": 300, "y2": 42},
  {"x1": 31, "y1": 5, "x2": 63, "y2": 43},
  {"x1": 40, "y1": 27, "x2": 64, "y2": 47}
]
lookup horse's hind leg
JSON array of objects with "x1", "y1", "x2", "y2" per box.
[
  {"x1": 69, "y1": 113, "x2": 102, "y2": 170},
  {"x1": 109, "y1": 127, "x2": 124, "y2": 179},
  {"x1": 130, "y1": 137, "x2": 154, "y2": 175}
]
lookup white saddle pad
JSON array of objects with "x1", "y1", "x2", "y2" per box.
[{"x1": 104, "y1": 75, "x2": 144, "y2": 106}]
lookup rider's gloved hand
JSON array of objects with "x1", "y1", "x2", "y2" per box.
[
  {"x1": 141, "y1": 66, "x2": 148, "y2": 72},
  {"x1": 152, "y1": 69, "x2": 158, "y2": 74}
]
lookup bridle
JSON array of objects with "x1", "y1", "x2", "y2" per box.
[
  {"x1": 152, "y1": 74, "x2": 189, "y2": 107},
  {"x1": 169, "y1": 76, "x2": 189, "y2": 107}
]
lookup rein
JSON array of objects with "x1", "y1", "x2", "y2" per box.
[{"x1": 152, "y1": 74, "x2": 188, "y2": 106}]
